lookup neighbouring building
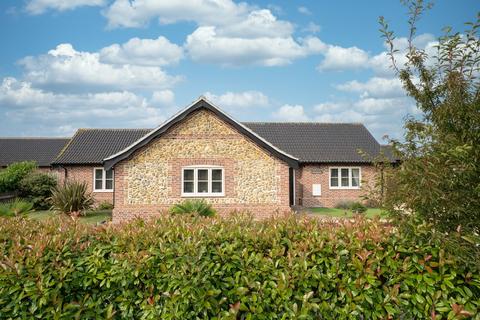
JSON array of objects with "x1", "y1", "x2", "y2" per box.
[
  {"x1": 0, "y1": 97, "x2": 395, "y2": 221},
  {"x1": 0, "y1": 137, "x2": 69, "y2": 173}
]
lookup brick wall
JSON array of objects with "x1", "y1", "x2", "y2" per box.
[
  {"x1": 57, "y1": 166, "x2": 114, "y2": 204},
  {"x1": 112, "y1": 109, "x2": 291, "y2": 222},
  {"x1": 295, "y1": 164, "x2": 376, "y2": 207}
]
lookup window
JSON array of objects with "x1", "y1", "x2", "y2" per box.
[
  {"x1": 182, "y1": 166, "x2": 224, "y2": 196},
  {"x1": 93, "y1": 168, "x2": 114, "y2": 192},
  {"x1": 329, "y1": 167, "x2": 361, "y2": 189}
]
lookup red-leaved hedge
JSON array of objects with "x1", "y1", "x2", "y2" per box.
[{"x1": 0, "y1": 214, "x2": 479, "y2": 319}]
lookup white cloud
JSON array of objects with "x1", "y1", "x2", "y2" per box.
[
  {"x1": 150, "y1": 90, "x2": 175, "y2": 107},
  {"x1": 316, "y1": 33, "x2": 437, "y2": 74},
  {"x1": 340, "y1": 33, "x2": 437, "y2": 76},
  {"x1": 313, "y1": 102, "x2": 348, "y2": 113},
  {"x1": 303, "y1": 22, "x2": 321, "y2": 34},
  {"x1": 204, "y1": 91, "x2": 269, "y2": 109},
  {"x1": 217, "y1": 9, "x2": 294, "y2": 38},
  {"x1": 185, "y1": 27, "x2": 325, "y2": 66},
  {"x1": 315, "y1": 109, "x2": 367, "y2": 123},
  {"x1": 103, "y1": 1, "x2": 327, "y2": 67},
  {"x1": 0, "y1": 77, "x2": 168, "y2": 135},
  {"x1": 354, "y1": 97, "x2": 407, "y2": 114},
  {"x1": 26, "y1": 0, "x2": 106, "y2": 14},
  {"x1": 179, "y1": 7, "x2": 328, "y2": 66},
  {"x1": 18, "y1": 43, "x2": 181, "y2": 92},
  {"x1": 311, "y1": 96, "x2": 416, "y2": 139},
  {"x1": 273, "y1": 104, "x2": 309, "y2": 121},
  {"x1": 317, "y1": 45, "x2": 369, "y2": 71},
  {"x1": 99, "y1": 36, "x2": 183, "y2": 66},
  {"x1": 297, "y1": 6, "x2": 311, "y2": 15},
  {"x1": 336, "y1": 77, "x2": 405, "y2": 98},
  {"x1": 103, "y1": 0, "x2": 250, "y2": 28}
]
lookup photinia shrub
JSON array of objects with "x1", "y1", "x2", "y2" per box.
[{"x1": 0, "y1": 215, "x2": 478, "y2": 319}]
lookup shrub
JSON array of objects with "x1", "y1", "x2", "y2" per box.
[
  {"x1": 0, "y1": 215, "x2": 478, "y2": 319},
  {"x1": 0, "y1": 161, "x2": 37, "y2": 192},
  {"x1": 350, "y1": 202, "x2": 367, "y2": 214},
  {"x1": 18, "y1": 172, "x2": 57, "y2": 209},
  {"x1": 50, "y1": 181, "x2": 94, "y2": 215},
  {"x1": 0, "y1": 199, "x2": 34, "y2": 217},
  {"x1": 97, "y1": 201, "x2": 114, "y2": 210},
  {"x1": 170, "y1": 199, "x2": 216, "y2": 217},
  {"x1": 334, "y1": 200, "x2": 354, "y2": 210}
]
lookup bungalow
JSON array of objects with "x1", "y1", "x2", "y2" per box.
[
  {"x1": 0, "y1": 138, "x2": 69, "y2": 171},
  {"x1": 0, "y1": 97, "x2": 392, "y2": 221}
]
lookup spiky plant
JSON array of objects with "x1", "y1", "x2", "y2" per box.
[
  {"x1": 169, "y1": 199, "x2": 216, "y2": 217},
  {"x1": 50, "y1": 181, "x2": 94, "y2": 216},
  {"x1": 0, "y1": 199, "x2": 34, "y2": 217}
]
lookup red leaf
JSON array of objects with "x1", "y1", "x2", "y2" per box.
[{"x1": 230, "y1": 301, "x2": 240, "y2": 312}]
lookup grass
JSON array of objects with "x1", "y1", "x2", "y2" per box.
[
  {"x1": 310, "y1": 207, "x2": 385, "y2": 218},
  {"x1": 27, "y1": 207, "x2": 383, "y2": 222},
  {"x1": 28, "y1": 209, "x2": 112, "y2": 224}
]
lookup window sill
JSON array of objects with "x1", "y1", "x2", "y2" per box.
[
  {"x1": 181, "y1": 193, "x2": 225, "y2": 198},
  {"x1": 329, "y1": 187, "x2": 361, "y2": 190},
  {"x1": 93, "y1": 190, "x2": 114, "y2": 193}
]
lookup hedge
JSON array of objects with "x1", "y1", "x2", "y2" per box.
[{"x1": 0, "y1": 215, "x2": 479, "y2": 319}]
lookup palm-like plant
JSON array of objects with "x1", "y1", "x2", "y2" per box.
[
  {"x1": 0, "y1": 199, "x2": 34, "y2": 217},
  {"x1": 50, "y1": 181, "x2": 94, "y2": 215},
  {"x1": 170, "y1": 199, "x2": 216, "y2": 217}
]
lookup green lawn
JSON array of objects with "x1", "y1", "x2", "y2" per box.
[
  {"x1": 309, "y1": 207, "x2": 385, "y2": 218},
  {"x1": 28, "y1": 209, "x2": 112, "y2": 224}
]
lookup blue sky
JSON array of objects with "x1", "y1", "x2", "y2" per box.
[{"x1": 0, "y1": 0, "x2": 476, "y2": 141}]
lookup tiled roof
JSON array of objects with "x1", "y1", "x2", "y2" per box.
[
  {"x1": 243, "y1": 122, "x2": 381, "y2": 163},
  {"x1": 0, "y1": 138, "x2": 69, "y2": 167},
  {"x1": 53, "y1": 122, "x2": 382, "y2": 165},
  {"x1": 52, "y1": 129, "x2": 151, "y2": 165},
  {"x1": 103, "y1": 99, "x2": 300, "y2": 169},
  {"x1": 380, "y1": 144, "x2": 400, "y2": 162}
]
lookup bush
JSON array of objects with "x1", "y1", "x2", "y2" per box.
[
  {"x1": 50, "y1": 181, "x2": 94, "y2": 215},
  {"x1": 0, "y1": 199, "x2": 34, "y2": 217},
  {"x1": 97, "y1": 201, "x2": 114, "y2": 210},
  {"x1": 350, "y1": 202, "x2": 367, "y2": 214},
  {"x1": 334, "y1": 200, "x2": 355, "y2": 210},
  {"x1": 0, "y1": 215, "x2": 478, "y2": 319},
  {"x1": 0, "y1": 161, "x2": 37, "y2": 192},
  {"x1": 170, "y1": 199, "x2": 216, "y2": 217},
  {"x1": 18, "y1": 172, "x2": 57, "y2": 209}
]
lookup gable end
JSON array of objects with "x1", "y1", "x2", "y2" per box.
[{"x1": 103, "y1": 98, "x2": 299, "y2": 170}]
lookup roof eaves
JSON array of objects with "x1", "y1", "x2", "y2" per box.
[{"x1": 299, "y1": 159, "x2": 373, "y2": 164}]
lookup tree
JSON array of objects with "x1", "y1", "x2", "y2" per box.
[{"x1": 379, "y1": 1, "x2": 480, "y2": 233}]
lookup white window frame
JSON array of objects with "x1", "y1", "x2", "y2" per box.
[
  {"x1": 181, "y1": 165, "x2": 225, "y2": 197},
  {"x1": 93, "y1": 167, "x2": 114, "y2": 192},
  {"x1": 329, "y1": 167, "x2": 361, "y2": 189}
]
